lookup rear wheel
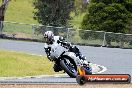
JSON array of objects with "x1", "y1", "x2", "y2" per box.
[{"x1": 60, "y1": 58, "x2": 77, "y2": 78}]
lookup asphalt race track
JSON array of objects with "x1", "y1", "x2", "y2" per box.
[{"x1": 0, "y1": 39, "x2": 132, "y2": 83}]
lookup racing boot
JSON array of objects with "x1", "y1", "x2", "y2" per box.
[
  {"x1": 81, "y1": 60, "x2": 92, "y2": 74},
  {"x1": 84, "y1": 65, "x2": 92, "y2": 75},
  {"x1": 53, "y1": 64, "x2": 62, "y2": 72},
  {"x1": 79, "y1": 55, "x2": 92, "y2": 74}
]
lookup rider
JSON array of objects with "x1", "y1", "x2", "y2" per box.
[{"x1": 43, "y1": 31, "x2": 90, "y2": 66}]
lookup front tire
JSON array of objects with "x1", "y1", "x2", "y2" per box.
[{"x1": 60, "y1": 58, "x2": 77, "y2": 78}]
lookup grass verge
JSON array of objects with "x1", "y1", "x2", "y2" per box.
[
  {"x1": 0, "y1": 50, "x2": 62, "y2": 77},
  {"x1": 4, "y1": 0, "x2": 38, "y2": 24}
]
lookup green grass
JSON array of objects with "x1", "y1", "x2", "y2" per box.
[
  {"x1": 3, "y1": 0, "x2": 38, "y2": 24},
  {"x1": 1, "y1": 0, "x2": 85, "y2": 28},
  {"x1": 1, "y1": 0, "x2": 85, "y2": 37},
  {"x1": 3, "y1": 22, "x2": 33, "y2": 34},
  {"x1": 0, "y1": 50, "x2": 62, "y2": 77}
]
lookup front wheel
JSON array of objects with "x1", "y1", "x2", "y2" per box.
[{"x1": 60, "y1": 58, "x2": 77, "y2": 78}]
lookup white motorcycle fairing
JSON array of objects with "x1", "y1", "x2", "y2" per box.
[
  {"x1": 49, "y1": 43, "x2": 67, "y2": 61},
  {"x1": 49, "y1": 42, "x2": 79, "y2": 66}
]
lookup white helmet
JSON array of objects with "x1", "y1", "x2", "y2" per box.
[{"x1": 44, "y1": 31, "x2": 54, "y2": 44}]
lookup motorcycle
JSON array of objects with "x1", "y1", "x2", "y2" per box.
[{"x1": 44, "y1": 40, "x2": 92, "y2": 78}]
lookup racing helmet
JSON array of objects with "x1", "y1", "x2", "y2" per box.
[{"x1": 43, "y1": 31, "x2": 54, "y2": 44}]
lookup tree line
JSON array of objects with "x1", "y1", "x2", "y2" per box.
[{"x1": 33, "y1": 0, "x2": 132, "y2": 34}]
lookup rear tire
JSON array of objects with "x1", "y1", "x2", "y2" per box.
[{"x1": 60, "y1": 58, "x2": 77, "y2": 78}]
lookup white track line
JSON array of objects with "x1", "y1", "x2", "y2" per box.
[{"x1": 97, "y1": 65, "x2": 107, "y2": 73}]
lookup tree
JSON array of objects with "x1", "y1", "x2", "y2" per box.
[
  {"x1": 33, "y1": 0, "x2": 74, "y2": 27},
  {"x1": 74, "y1": 0, "x2": 89, "y2": 15},
  {"x1": 81, "y1": 0, "x2": 132, "y2": 33},
  {"x1": 0, "y1": 0, "x2": 10, "y2": 34}
]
